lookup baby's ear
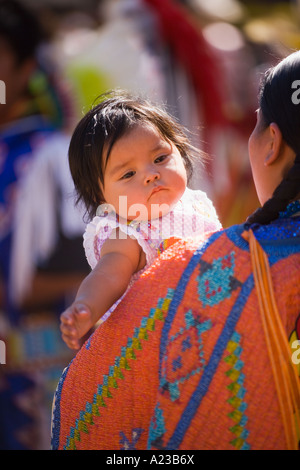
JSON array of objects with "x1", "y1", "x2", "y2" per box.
[{"x1": 264, "y1": 122, "x2": 283, "y2": 166}]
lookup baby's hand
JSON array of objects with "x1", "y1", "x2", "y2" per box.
[{"x1": 60, "y1": 303, "x2": 94, "y2": 350}]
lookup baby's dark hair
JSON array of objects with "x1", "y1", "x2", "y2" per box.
[
  {"x1": 69, "y1": 90, "x2": 201, "y2": 221},
  {"x1": 247, "y1": 51, "x2": 300, "y2": 225}
]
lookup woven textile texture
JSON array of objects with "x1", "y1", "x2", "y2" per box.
[{"x1": 51, "y1": 217, "x2": 300, "y2": 450}]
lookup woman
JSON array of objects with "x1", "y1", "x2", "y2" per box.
[{"x1": 52, "y1": 51, "x2": 300, "y2": 450}]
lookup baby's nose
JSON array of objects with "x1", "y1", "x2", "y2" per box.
[{"x1": 145, "y1": 172, "x2": 160, "y2": 184}]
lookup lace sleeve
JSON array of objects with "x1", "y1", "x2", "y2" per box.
[
  {"x1": 188, "y1": 188, "x2": 222, "y2": 231},
  {"x1": 83, "y1": 206, "x2": 157, "y2": 271},
  {"x1": 83, "y1": 208, "x2": 120, "y2": 269}
]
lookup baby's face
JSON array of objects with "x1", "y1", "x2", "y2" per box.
[{"x1": 100, "y1": 123, "x2": 187, "y2": 221}]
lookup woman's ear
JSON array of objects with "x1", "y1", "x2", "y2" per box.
[{"x1": 264, "y1": 122, "x2": 283, "y2": 166}]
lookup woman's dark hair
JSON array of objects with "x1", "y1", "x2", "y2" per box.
[
  {"x1": 0, "y1": 0, "x2": 43, "y2": 64},
  {"x1": 247, "y1": 51, "x2": 300, "y2": 225},
  {"x1": 69, "y1": 90, "x2": 201, "y2": 221}
]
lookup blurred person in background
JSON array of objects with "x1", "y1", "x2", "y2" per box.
[{"x1": 0, "y1": 0, "x2": 89, "y2": 449}]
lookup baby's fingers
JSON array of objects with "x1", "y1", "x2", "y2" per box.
[
  {"x1": 61, "y1": 332, "x2": 80, "y2": 350},
  {"x1": 60, "y1": 307, "x2": 75, "y2": 325},
  {"x1": 60, "y1": 319, "x2": 75, "y2": 336}
]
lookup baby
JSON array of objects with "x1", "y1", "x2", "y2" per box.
[{"x1": 60, "y1": 90, "x2": 222, "y2": 349}]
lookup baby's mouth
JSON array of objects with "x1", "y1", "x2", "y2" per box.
[{"x1": 149, "y1": 186, "x2": 165, "y2": 199}]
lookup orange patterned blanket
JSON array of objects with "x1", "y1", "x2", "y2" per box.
[{"x1": 52, "y1": 219, "x2": 300, "y2": 450}]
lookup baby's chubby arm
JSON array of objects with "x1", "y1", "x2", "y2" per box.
[{"x1": 60, "y1": 229, "x2": 145, "y2": 349}]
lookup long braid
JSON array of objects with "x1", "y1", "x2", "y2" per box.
[{"x1": 247, "y1": 154, "x2": 300, "y2": 224}]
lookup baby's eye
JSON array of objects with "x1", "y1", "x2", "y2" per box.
[
  {"x1": 154, "y1": 155, "x2": 168, "y2": 164},
  {"x1": 120, "y1": 170, "x2": 135, "y2": 180}
]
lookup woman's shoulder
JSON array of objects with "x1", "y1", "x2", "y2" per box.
[{"x1": 153, "y1": 223, "x2": 247, "y2": 265}]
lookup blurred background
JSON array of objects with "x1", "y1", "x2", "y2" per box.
[
  {"x1": 0, "y1": 0, "x2": 300, "y2": 450},
  {"x1": 10, "y1": 0, "x2": 300, "y2": 225}
]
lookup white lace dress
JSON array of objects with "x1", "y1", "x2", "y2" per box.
[{"x1": 83, "y1": 187, "x2": 222, "y2": 322}]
